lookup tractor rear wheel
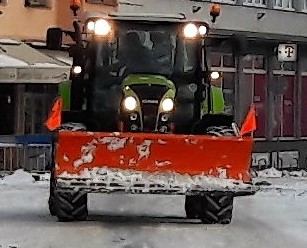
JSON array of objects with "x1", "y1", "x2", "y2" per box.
[{"x1": 49, "y1": 190, "x2": 88, "y2": 222}]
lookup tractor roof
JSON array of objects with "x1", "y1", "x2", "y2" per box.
[{"x1": 84, "y1": 11, "x2": 205, "y2": 23}]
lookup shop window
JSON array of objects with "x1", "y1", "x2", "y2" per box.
[
  {"x1": 0, "y1": 85, "x2": 15, "y2": 135},
  {"x1": 24, "y1": 84, "x2": 57, "y2": 134},
  {"x1": 243, "y1": 55, "x2": 266, "y2": 71},
  {"x1": 271, "y1": 76, "x2": 295, "y2": 138},
  {"x1": 211, "y1": 53, "x2": 222, "y2": 67},
  {"x1": 301, "y1": 77, "x2": 307, "y2": 137},
  {"x1": 222, "y1": 73, "x2": 235, "y2": 115},
  {"x1": 211, "y1": 53, "x2": 236, "y2": 69},
  {"x1": 241, "y1": 73, "x2": 267, "y2": 138},
  {"x1": 25, "y1": 0, "x2": 49, "y2": 7},
  {"x1": 210, "y1": 53, "x2": 236, "y2": 115}
]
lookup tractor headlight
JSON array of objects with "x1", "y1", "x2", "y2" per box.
[
  {"x1": 124, "y1": 96, "x2": 137, "y2": 111},
  {"x1": 183, "y1": 23, "x2": 198, "y2": 38},
  {"x1": 72, "y1": 66, "x2": 82, "y2": 75},
  {"x1": 161, "y1": 98, "x2": 174, "y2": 112},
  {"x1": 94, "y1": 19, "x2": 111, "y2": 36},
  {"x1": 211, "y1": 71, "x2": 221, "y2": 80}
]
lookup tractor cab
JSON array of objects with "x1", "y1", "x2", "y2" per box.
[{"x1": 64, "y1": 13, "x2": 214, "y2": 133}]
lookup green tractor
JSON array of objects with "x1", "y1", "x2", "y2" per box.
[{"x1": 46, "y1": 7, "x2": 254, "y2": 224}]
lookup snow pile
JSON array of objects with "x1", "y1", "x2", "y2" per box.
[
  {"x1": 254, "y1": 167, "x2": 307, "y2": 178},
  {"x1": 58, "y1": 167, "x2": 254, "y2": 193},
  {"x1": 0, "y1": 169, "x2": 35, "y2": 186},
  {"x1": 256, "y1": 167, "x2": 283, "y2": 178}
]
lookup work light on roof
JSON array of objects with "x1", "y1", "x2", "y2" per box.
[
  {"x1": 199, "y1": 25, "x2": 208, "y2": 36},
  {"x1": 87, "y1": 21, "x2": 95, "y2": 32},
  {"x1": 183, "y1": 23, "x2": 198, "y2": 38},
  {"x1": 94, "y1": 19, "x2": 111, "y2": 36}
]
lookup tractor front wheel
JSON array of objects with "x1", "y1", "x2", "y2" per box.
[
  {"x1": 185, "y1": 192, "x2": 234, "y2": 224},
  {"x1": 49, "y1": 189, "x2": 88, "y2": 222},
  {"x1": 200, "y1": 191, "x2": 234, "y2": 224}
]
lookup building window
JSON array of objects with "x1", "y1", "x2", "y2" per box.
[
  {"x1": 0, "y1": 85, "x2": 15, "y2": 135},
  {"x1": 273, "y1": 0, "x2": 293, "y2": 10},
  {"x1": 85, "y1": 0, "x2": 117, "y2": 5},
  {"x1": 243, "y1": 0, "x2": 266, "y2": 7},
  {"x1": 210, "y1": 53, "x2": 236, "y2": 115},
  {"x1": 242, "y1": 55, "x2": 267, "y2": 139},
  {"x1": 24, "y1": 84, "x2": 57, "y2": 134},
  {"x1": 211, "y1": 0, "x2": 236, "y2": 4},
  {"x1": 24, "y1": 0, "x2": 49, "y2": 8}
]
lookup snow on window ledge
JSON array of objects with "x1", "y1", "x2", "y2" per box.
[
  {"x1": 273, "y1": 6, "x2": 295, "y2": 11},
  {"x1": 242, "y1": 3, "x2": 267, "y2": 8},
  {"x1": 211, "y1": 0, "x2": 237, "y2": 5}
]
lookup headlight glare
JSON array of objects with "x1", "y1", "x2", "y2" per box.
[
  {"x1": 87, "y1": 21, "x2": 95, "y2": 32},
  {"x1": 124, "y1": 96, "x2": 137, "y2": 111},
  {"x1": 199, "y1": 25, "x2": 208, "y2": 36},
  {"x1": 183, "y1": 23, "x2": 198, "y2": 38},
  {"x1": 72, "y1": 66, "x2": 82, "y2": 75},
  {"x1": 162, "y1": 98, "x2": 174, "y2": 112},
  {"x1": 94, "y1": 19, "x2": 111, "y2": 36}
]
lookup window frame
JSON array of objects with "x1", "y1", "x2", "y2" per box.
[
  {"x1": 24, "y1": 0, "x2": 50, "y2": 8},
  {"x1": 210, "y1": 0, "x2": 237, "y2": 5},
  {"x1": 243, "y1": 0, "x2": 267, "y2": 8},
  {"x1": 273, "y1": 0, "x2": 294, "y2": 11}
]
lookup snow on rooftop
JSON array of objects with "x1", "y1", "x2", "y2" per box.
[
  {"x1": 0, "y1": 39, "x2": 21, "y2": 45},
  {"x1": 0, "y1": 54, "x2": 28, "y2": 67}
]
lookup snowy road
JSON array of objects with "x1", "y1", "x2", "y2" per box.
[{"x1": 0, "y1": 174, "x2": 307, "y2": 248}]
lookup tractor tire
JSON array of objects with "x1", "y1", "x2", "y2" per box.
[
  {"x1": 200, "y1": 191, "x2": 234, "y2": 224},
  {"x1": 50, "y1": 190, "x2": 88, "y2": 222},
  {"x1": 206, "y1": 126, "x2": 235, "y2": 137},
  {"x1": 185, "y1": 195, "x2": 202, "y2": 219},
  {"x1": 48, "y1": 179, "x2": 57, "y2": 216}
]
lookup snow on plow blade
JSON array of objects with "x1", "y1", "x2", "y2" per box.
[{"x1": 55, "y1": 131, "x2": 254, "y2": 193}]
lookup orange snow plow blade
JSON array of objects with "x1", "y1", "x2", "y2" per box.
[{"x1": 55, "y1": 131, "x2": 253, "y2": 182}]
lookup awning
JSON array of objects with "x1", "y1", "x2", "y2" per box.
[{"x1": 0, "y1": 39, "x2": 71, "y2": 84}]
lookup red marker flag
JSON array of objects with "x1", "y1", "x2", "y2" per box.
[
  {"x1": 45, "y1": 97, "x2": 62, "y2": 131},
  {"x1": 240, "y1": 105, "x2": 257, "y2": 136}
]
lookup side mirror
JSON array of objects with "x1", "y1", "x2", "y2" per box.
[{"x1": 46, "y1": 28, "x2": 63, "y2": 50}]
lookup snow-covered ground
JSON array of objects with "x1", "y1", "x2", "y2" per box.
[{"x1": 0, "y1": 170, "x2": 307, "y2": 248}]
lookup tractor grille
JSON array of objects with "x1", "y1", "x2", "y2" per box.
[
  {"x1": 142, "y1": 103, "x2": 158, "y2": 131},
  {"x1": 130, "y1": 84, "x2": 168, "y2": 101},
  {"x1": 130, "y1": 84, "x2": 168, "y2": 131}
]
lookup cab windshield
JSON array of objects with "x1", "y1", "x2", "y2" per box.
[{"x1": 94, "y1": 22, "x2": 198, "y2": 81}]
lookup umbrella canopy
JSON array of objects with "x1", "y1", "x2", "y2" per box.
[{"x1": 0, "y1": 39, "x2": 71, "y2": 83}]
